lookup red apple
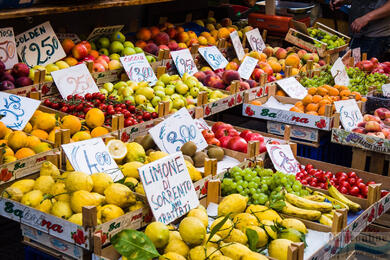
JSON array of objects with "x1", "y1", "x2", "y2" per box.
[
  {"x1": 365, "y1": 121, "x2": 382, "y2": 132},
  {"x1": 227, "y1": 136, "x2": 248, "y2": 153},
  {"x1": 72, "y1": 43, "x2": 88, "y2": 60}
]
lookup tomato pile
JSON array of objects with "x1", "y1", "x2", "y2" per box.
[{"x1": 43, "y1": 93, "x2": 158, "y2": 127}]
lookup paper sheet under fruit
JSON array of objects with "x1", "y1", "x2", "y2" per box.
[
  {"x1": 262, "y1": 96, "x2": 294, "y2": 111},
  {"x1": 196, "y1": 155, "x2": 240, "y2": 174}
]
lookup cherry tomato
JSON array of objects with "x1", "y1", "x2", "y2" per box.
[
  {"x1": 347, "y1": 172, "x2": 357, "y2": 179},
  {"x1": 356, "y1": 178, "x2": 364, "y2": 184},
  {"x1": 341, "y1": 181, "x2": 351, "y2": 191},
  {"x1": 349, "y1": 178, "x2": 356, "y2": 186},
  {"x1": 339, "y1": 186, "x2": 348, "y2": 194},
  {"x1": 381, "y1": 190, "x2": 389, "y2": 197},
  {"x1": 367, "y1": 181, "x2": 376, "y2": 185},
  {"x1": 301, "y1": 179, "x2": 308, "y2": 185},
  {"x1": 305, "y1": 164, "x2": 313, "y2": 171},
  {"x1": 349, "y1": 186, "x2": 360, "y2": 196}
]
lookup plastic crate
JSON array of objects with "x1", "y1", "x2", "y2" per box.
[
  {"x1": 24, "y1": 245, "x2": 57, "y2": 260},
  {"x1": 0, "y1": 0, "x2": 34, "y2": 10}
]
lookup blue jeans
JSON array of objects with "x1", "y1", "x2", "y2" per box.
[{"x1": 350, "y1": 36, "x2": 390, "y2": 61}]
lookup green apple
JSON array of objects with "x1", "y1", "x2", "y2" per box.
[
  {"x1": 182, "y1": 72, "x2": 190, "y2": 81},
  {"x1": 123, "y1": 95, "x2": 135, "y2": 104},
  {"x1": 103, "y1": 82, "x2": 114, "y2": 92},
  {"x1": 155, "y1": 90, "x2": 165, "y2": 98},
  {"x1": 165, "y1": 85, "x2": 175, "y2": 95},
  {"x1": 190, "y1": 87, "x2": 199, "y2": 97},
  {"x1": 122, "y1": 47, "x2": 136, "y2": 56},
  {"x1": 146, "y1": 55, "x2": 156, "y2": 63},
  {"x1": 136, "y1": 87, "x2": 154, "y2": 100},
  {"x1": 159, "y1": 73, "x2": 171, "y2": 85},
  {"x1": 110, "y1": 41, "x2": 124, "y2": 54},
  {"x1": 114, "y1": 81, "x2": 127, "y2": 90},
  {"x1": 173, "y1": 99, "x2": 185, "y2": 109},
  {"x1": 135, "y1": 95, "x2": 147, "y2": 105},
  {"x1": 155, "y1": 80, "x2": 165, "y2": 87},
  {"x1": 45, "y1": 64, "x2": 59, "y2": 73},
  {"x1": 99, "y1": 48, "x2": 109, "y2": 56},
  {"x1": 184, "y1": 78, "x2": 197, "y2": 88},
  {"x1": 109, "y1": 53, "x2": 121, "y2": 61},
  {"x1": 176, "y1": 83, "x2": 189, "y2": 95},
  {"x1": 151, "y1": 96, "x2": 162, "y2": 107},
  {"x1": 153, "y1": 85, "x2": 165, "y2": 92},
  {"x1": 121, "y1": 87, "x2": 133, "y2": 97},
  {"x1": 90, "y1": 42, "x2": 97, "y2": 50},
  {"x1": 169, "y1": 75, "x2": 180, "y2": 82},
  {"x1": 98, "y1": 37, "x2": 110, "y2": 49},
  {"x1": 134, "y1": 47, "x2": 143, "y2": 53},
  {"x1": 100, "y1": 88, "x2": 108, "y2": 95},
  {"x1": 171, "y1": 93, "x2": 181, "y2": 100},
  {"x1": 124, "y1": 41, "x2": 134, "y2": 48},
  {"x1": 111, "y1": 32, "x2": 126, "y2": 43}
]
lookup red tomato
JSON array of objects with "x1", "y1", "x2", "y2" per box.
[
  {"x1": 347, "y1": 172, "x2": 357, "y2": 179},
  {"x1": 301, "y1": 179, "x2": 308, "y2": 185},
  {"x1": 208, "y1": 138, "x2": 221, "y2": 146},
  {"x1": 350, "y1": 186, "x2": 360, "y2": 196},
  {"x1": 349, "y1": 178, "x2": 356, "y2": 186},
  {"x1": 245, "y1": 132, "x2": 265, "y2": 142},
  {"x1": 219, "y1": 136, "x2": 232, "y2": 148},
  {"x1": 211, "y1": 122, "x2": 232, "y2": 133},
  {"x1": 305, "y1": 164, "x2": 313, "y2": 171},
  {"x1": 367, "y1": 181, "x2": 376, "y2": 185},
  {"x1": 338, "y1": 175, "x2": 347, "y2": 184},
  {"x1": 341, "y1": 181, "x2": 351, "y2": 191},
  {"x1": 356, "y1": 178, "x2": 364, "y2": 184},
  {"x1": 259, "y1": 141, "x2": 266, "y2": 153},
  {"x1": 215, "y1": 128, "x2": 239, "y2": 139},
  {"x1": 358, "y1": 182, "x2": 367, "y2": 191},
  {"x1": 202, "y1": 129, "x2": 215, "y2": 140},
  {"x1": 340, "y1": 186, "x2": 349, "y2": 194},
  {"x1": 227, "y1": 136, "x2": 248, "y2": 153},
  {"x1": 381, "y1": 190, "x2": 389, "y2": 197},
  {"x1": 239, "y1": 130, "x2": 252, "y2": 139}
]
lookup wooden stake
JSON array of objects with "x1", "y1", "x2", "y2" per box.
[
  {"x1": 46, "y1": 154, "x2": 60, "y2": 168},
  {"x1": 325, "y1": 104, "x2": 333, "y2": 117},
  {"x1": 362, "y1": 53, "x2": 367, "y2": 61},
  {"x1": 94, "y1": 233, "x2": 102, "y2": 256},
  {"x1": 291, "y1": 242, "x2": 304, "y2": 260},
  {"x1": 185, "y1": 13, "x2": 192, "y2": 23},
  {"x1": 163, "y1": 49, "x2": 170, "y2": 60},
  {"x1": 368, "y1": 183, "x2": 382, "y2": 205},
  {"x1": 190, "y1": 44, "x2": 199, "y2": 54},
  {"x1": 111, "y1": 115, "x2": 119, "y2": 131},
  {"x1": 331, "y1": 211, "x2": 343, "y2": 234},
  {"x1": 325, "y1": 54, "x2": 331, "y2": 65},
  {"x1": 260, "y1": 73, "x2": 267, "y2": 86},
  {"x1": 197, "y1": 91, "x2": 208, "y2": 106},
  {"x1": 194, "y1": 107, "x2": 204, "y2": 119},
  {"x1": 54, "y1": 129, "x2": 62, "y2": 148},
  {"x1": 204, "y1": 158, "x2": 217, "y2": 177},
  {"x1": 307, "y1": 60, "x2": 313, "y2": 72},
  {"x1": 206, "y1": 180, "x2": 220, "y2": 207},
  {"x1": 61, "y1": 129, "x2": 71, "y2": 144},
  {"x1": 157, "y1": 49, "x2": 165, "y2": 61},
  {"x1": 284, "y1": 125, "x2": 291, "y2": 142},
  {"x1": 38, "y1": 68, "x2": 46, "y2": 83},
  {"x1": 285, "y1": 66, "x2": 292, "y2": 77},
  {"x1": 158, "y1": 102, "x2": 167, "y2": 117},
  {"x1": 156, "y1": 66, "x2": 166, "y2": 78},
  {"x1": 230, "y1": 80, "x2": 240, "y2": 94},
  {"x1": 336, "y1": 208, "x2": 348, "y2": 229},
  {"x1": 262, "y1": 30, "x2": 268, "y2": 43},
  {"x1": 82, "y1": 206, "x2": 97, "y2": 228},
  {"x1": 33, "y1": 70, "x2": 41, "y2": 84},
  {"x1": 248, "y1": 141, "x2": 260, "y2": 157},
  {"x1": 333, "y1": 112, "x2": 340, "y2": 128},
  {"x1": 243, "y1": 92, "x2": 250, "y2": 103},
  {"x1": 30, "y1": 91, "x2": 42, "y2": 100},
  {"x1": 86, "y1": 60, "x2": 94, "y2": 73}
]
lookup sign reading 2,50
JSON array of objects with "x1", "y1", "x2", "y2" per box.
[{"x1": 21, "y1": 36, "x2": 58, "y2": 67}]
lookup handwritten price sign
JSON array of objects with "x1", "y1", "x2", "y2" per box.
[
  {"x1": 382, "y1": 83, "x2": 390, "y2": 97},
  {"x1": 120, "y1": 53, "x2": 157, "y2": 85},
  {"x1": 334, "y1": 99, "x2": 363, "y2": 132},
  {"x1": 62, "y1": 138, "x2": 123, "y2": 181},
  {"x1": 0, "y1": 92, "x2": 40, "y2": 130},
  {"x1": 138, "y1": 152, "x2": 199, "y2": 224},
  {"x1": 245, "y1": 28, "x2": 266, "y2": 52},
  {"x1": 170, "y1": 49, "x2": 198, "y2": 77},
  {"x1": 331, "y1": 58, "x2": 350, "y2": 87},
  {"x1": 230, "y1": 30, "x2": 245, "y2": 61},
  {"x1": 0, "y1": 27, "x2": 18, "y2": 70},
  {"x1": 16, "y1": 21, "x2": 66, "y2": 68},
  {"x1": 149, "y1": 108, "x2": 207, "y2": 153},
  {"x1": 266, "y1": 144, "x2": 300, "y2": 175},
  {"x1": 86, "y1": 25, "x2": 124, "y2": 42},
  {"x1": 237, "y1": 56, "x2": 258, "y2": 80},
  {"x1": 276, "y1": 77, "x2": 308, "y2": 99},
  {"x1": 352, "y1": 48, "x2": 361, "y2": 65},
  {"x1": 198, "y1": 46, "x2": 228, "y2": 70},
  {"x1": 51, "y1": 63, "x2": 99, "y2": 99}
]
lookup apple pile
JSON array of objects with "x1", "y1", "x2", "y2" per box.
[
  {"x1": 0, "y1": 61, "x2": 32, "y2": 90},
  {"x1": 355, "y1": 57, "x2": 390, "y2": 75},
  {"x1": 194, "y1": 69, "x2": 256, "y2": 90},
  {"x1": 352, "y1": 108, "x2": 390, "y2": 139}
]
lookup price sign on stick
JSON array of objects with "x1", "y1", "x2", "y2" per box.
[
  {"x1": 138, "y1": 152, "x2": 199, "y2": 224},
  {"x1": 266, "y1": 144, "x2": 300, "y2": 175},
  {"x1": 352, "y1": 48, "x2": 361, "y2": 65},
  {"x1": 86, "y1": 25, "x2": 124, "y2": 42},
  {"x1": 149, "y1": 108, "x2": 207, "y2": 154},
  {"x1": 230, "y1": 31, "x2": 245, "y2": 61},
  {"x1": 382, "y1": 83, "x2": 390, "y2": 97},
  {"x1": 170, "y1": 49, "x2": 198, "y2": 77},
  {"x1": 334, "y1": 99, "x2": 363, "y2": 132},
  {"x1": 0, "y1": 27, "x2": 18, "y2": 70},
  {"x1": 331, "y1": 58, "x2": 350, "y2": 86},
  {"x1": 120, "y1": 53, "x2": 157, "y2": 85},
  {"x1": 277, "y1": 77, "x2": 308, "y2": 99},
  {"x1": 0, "y1": 92, "x2": 40, "y2": 130},
  {"x1": 62, "y1": 138, "x2": 123, "y2": 181},
  {"x1": 237, "y1": 56, "x2": 257, "y2": 80},
  {"x1": 198, "y1": 46, "x2": 228, "y2": 70},
  {"x1": 51, "y1": 63, "x2": 99, "y2": 99},
  {"x1": 16, "y1": 21, "x2": 66, "y2": 68},
  {"x1": 245, "y1": 28, "x2": 266, "y2": 52}
]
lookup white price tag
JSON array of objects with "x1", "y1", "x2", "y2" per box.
[
  {"x1": 276, "y1": 77, "x2": 308, "y2": 99},
  {"x1": 170, "y1": 49, "x2": 198, "y2": 77},
  {"x1": 51, "y1": 63, "x2": 99, "y2": 99},
  {"x1": 194, "y1": 118, "x2": 211, "y2": 131},
  {"x1": 266, "y1": 144, "x2": 300, "y2": 175},
  {"x1": 331, "y1": 58, "x2": 350, "y2": 86},
  {"x1": 56, "y1": 33, "x2": 81, "y2": 43},
  {"x1": 0, "y1": 92, "x2": 40, "y2": 130},
  {"x1": 0, "y1": 27, "x2": 18, "y2": 70},
  {"x1": 230, "y1": 31, "x2": 245, "y2": 61},
  {"x1": 120, "y1": 53, "x2": 157, "y2": 85},
  {"x1": 149, "y1": 108, "x2": 208, "y2": 153},
  {"x1": 334, "y1": 99, "x2": 363, "y2": 132},
  {"x1": 16, "y1": 21, "x2": 66, "y2": 68},
  {"x1": 245, "y1": 28, "x2": 266, "y2": 52},
  {"x1": 237, "y1": 56, "x2": 257, "y2": 80},
  {"x1": 198, "y1": 46, "x2": 228, "y2": 70},
  {"x1": 352, "y1": 48, "x2": 361, "y2": 65},
  {"x1": 382, "y1": 83, "x2": 390, "y2": 97},
  {"x1": 62, "y1": 138, "x2": 123, "y2": 181},
  {"x1": 138, "y1": 152, "x2": 199, "y2": 224},
  {"x1": 86, "y1": 25, "x2": 124, "y2": 42}
]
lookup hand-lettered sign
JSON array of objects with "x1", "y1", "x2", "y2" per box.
[
  {"x1": 237, "y1": 56, "x2": 257, "y2": 80},
  {"x1": 62, "y1": 138, "x2": 123, "y2": 181},
  {"x1": 120, "y1": 53, "x2": 157, "y2": 85},
  {"x1": 16, "y1": 21, "x2": 66, "y2": 68},
  {"x1": 138, "y1": 152, "x2": 199, "y2": 224},
  {"x1": 86, "y1": 25, "x2": 124, "y2": 42},
  {"x1": 382, "y1": 83, "x2": 390, "y2": 97},
  {"x1": 334, "y1": 99, "x2": 363, "y2": 132},
  {"x1": 198, "y1": 46, "x2": 228, "y2": 70},
  {"x1": 266, "y1": 144, "x2": 300, "y2": 175},
  {"x1": 0, "y1": 27, "x2": 18, "y2": 70},
  {"x1": 331, "y1": 58, "x2": 350, "y2": 86},
  {"x1": 51, "y1": 63, "x2": 99, "y2": 99},
  {"x1": 352, "y1": 48, "x2": 361, "y2": 65},
  {"x1": 0, "y1": 92, "x2": 40, "y2": 130},
  {"x1": 230, "y1": 30, "x2": 245, "y2": 61},
  {"x1": 245, "y1": 28, "x2": 266, "y2": 52},
  {"x1": 170, "y1": 49, "x2": 198, "y2": 77},
  {"x1": 149, "y1": 108, "x2": 207, "y2": 153},
  {"x1": 276, "y1": 77, "x2": 308, "y2": 99}
]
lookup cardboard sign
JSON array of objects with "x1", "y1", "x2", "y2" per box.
[
  {"x1": 276, "y1": 77, "x2": 308, "y2": 99},
  {"x1": 120, "y1": 53, "x2": 157, "y2": 85},
  {"x1": 149, "y1": 108, "x2": 207, "y2": 153},
  {"x1": 0, "y1": 92, "x2": 40, "y2": 130},
  {"x1": 198, "y1": 46, "x2": 228, "y2": 70},
  {"x1": 245, "y1": 28, "x2": 266, "y2": 52},
  {"x1": 291, "y1": 20, "x2": 309, "y2": 34},
  {"x1": 352, "y1": 47, "x2": 361, "y2": 65},
  {"x1": 170, "y1": 49, "x2": 198, "y2": 76},
  {"x1": 237, "y1": 56, "x2": 257, "y2": 80},
  {"x1": 0, "y1": 27, "x2": 18, "y2": 69},
  {"x1": 56, "y1": 33, "x2": 81, "y2": 43},
  {"x1": 334, "y1": 99, "x2": 363, "y2": 132},
  {"x1": 138, "y1": 152, "x2": 199, "y2": 224},
  {"x1": 266, "y1": 144, "x2": 300, "y2": 175},
  {"x1": 230, "y1": 31, "x2": 245, "y2": 61},
  {"x1": 382, "y1": 83, "x2": 390, "y2": 97},
  {"x1": 62, "y1": 138, "x2": 123, "y2": 181},
  {"x1": 16, "y1": 21, "x2": 66, "y2": 68},
  {"x1": 331, "y1": 58, "x2": 350, "y2": 86},
  {"x1": 51, "y1": 63, "x2": 99, "y2": 99},
  {"x1": 194, "y1": 118, "x2": 211, "y2": 131},
  {"x1": 86, "y1": 25, "x2": 124, "y2": 42}
]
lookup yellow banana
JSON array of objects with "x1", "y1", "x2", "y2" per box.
[
  {"x1": 319, "y1": 214, "x2": 333, "y2": 226},
  {"x1": 281, "y1": 201, "x2": 321, "y2": 221},
  {"x1": 313, "y1": 191, "x2": 349, "y2": 210},
  {"x1": 285, "y1": 193, "x2": 333, "y2": 213},
  {"x1": 304, "y1": 194, "x2": 326, "y2": 202},
  {"x1": 323, "y1": 213, "x2": 334, "y2": 219},
  {"x1": 328, "y1": 184, "x2": 361, "y2": 212}
]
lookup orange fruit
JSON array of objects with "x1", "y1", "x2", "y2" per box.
[
  {"x1": 319, "y1": 99, "x2": 331, "y2": 106},
  {"x1": 0, "y1": 122, "x2": 7, "y2": 139},
  {"x1": 323, "y1": 85, "x2": 333, "y2": 90},
  {"x1": 352, "y1": 91, "x2": 361, "y2": 101},
  {"x1": 250, "y1": 100, "x2": 262, "y2": 106},
  {"x1": 15, "y1": 148, "x2": 35, "y2": 159},
  {"x1": 341, "y1": 96, "x2": 350, "y2": 100},
  {"x1": 3, "y1": 146, "x2": 14, "y2": 156},
  {"x1": 328, "y1": 87, "x2": 339, "y2": 96},
  {"x1": 0, "y1": 140, "x2": 7, "y2": 145},
  {"x1": 61, "y1": 115, "x2": 81, "y2": 135},
  {"x1": 317, "y1": 87, "x2": 328, "y2": 96},
  {"x1": 340, "y1": 89, "x2": 351, "y2": 97},
  {"x1": 339, "y1": 85, "x2": 349, "y2": 91},
  {"x1": 276, "y1": 90, "x2": 287, "y2": 96},
  {"x1": 302, "y1": 94, "x2": 313, "y2": 105},
  {"x1": 318, "y1": 105, "x2": 326, "y2": 116},
  {"x1": 7, "y1": 131, "x2": 27, "y2": 151},
  {"x1": 91, "y1": 127, "x2": 109, "y2": 138},
  {"x1": 306, "y1": 103, "x2": 319, "y2": 112},
  {"x1": 85, "y1": 108, "x2": 105, "y2": 129},
  {"x1": 290, "y1": 106, "x2": 303, "y2": 113},
  {"x1": 308, "y1": 88, "x2": 317, "y2": 95},
  {"x1": 295, "y1": 101, "x2": 304, "y2": 110},
  {"x1": 31, "y1": 129, "x2": 49, "y2": 140},
  {"x1": 312, "y1": 95, "x2": 322, "y2": 103},
  {"x1": 26, "y1": 136, "x2": 41, "y2": 148}
]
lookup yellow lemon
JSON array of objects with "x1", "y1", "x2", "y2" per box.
[{"x1": 61, "y1": 115, "x2": 81, "y2": 135}]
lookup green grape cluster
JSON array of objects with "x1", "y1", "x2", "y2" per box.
[
  {"x1": 308, "y1": 28, "x2": 346, "y2": 50},
  {"x1": 300, "y1": 69, "x2": 334, "y2": 88},
  {"x1": 221, "y1": 166, "x2": 309, "y2": 205},
  {"x1": 347, "y1": 67, "x2": 389, "y2": 94}
]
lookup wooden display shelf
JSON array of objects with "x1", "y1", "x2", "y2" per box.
[{"x1": 0, "y1": 0, "x2": 174, "y2": 20}]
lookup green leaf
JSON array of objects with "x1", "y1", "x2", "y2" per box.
[
  {"x1": 207, "y1": 213, "x2": 231, "y2": 244},
  {"x1": 269, "y1": 200, "x2": 286, "y2": 211},
  {"x1": 111, "y1": 229, "x2": 160, "y2": 260},
  {"x1": 300, "y1": 231, "x2": 307, "y2": 248},
  {"x1": 246, "y1": 228, "x2": 258, "y2": 251}
]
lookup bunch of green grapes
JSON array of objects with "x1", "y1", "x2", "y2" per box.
[
  {"x1": 308, "y1": 28, "x2": 346, "y2": 50},
  {"x1": 347, "y1": 67, "x2": 389, "y2": 94},
  {"x1": 299, "y1": 68, "x2": 334, "y2": 88},
  {"x1": 221, "y1": 166, "x2": 309, "y2": 205}
]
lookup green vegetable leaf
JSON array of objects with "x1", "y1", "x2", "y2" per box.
[
  {"x1": 111, "y1": 229, "x2": 160, "y2": 260},
  {"x1": 207, "y1": 213, "x2": 231, "y2": 243},
  {"x1": 269, "y1": 200, "x2": 286, "y2": 211},
  {"x1": 300, "y1": 231, "x2": 307, "y2": 248},
  {"x1": 246, "y1": 228, "x2": 258, "y2": 251}
]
